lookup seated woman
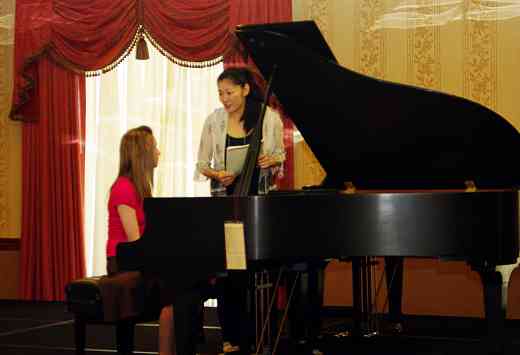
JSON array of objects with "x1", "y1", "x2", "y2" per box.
[{"x1": 106, "y1": 125, "x2": 175, "y2": 355}]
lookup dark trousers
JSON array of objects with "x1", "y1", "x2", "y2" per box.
[{"x1": 202, "y1": 271, "x2": 250, "y2": 346}]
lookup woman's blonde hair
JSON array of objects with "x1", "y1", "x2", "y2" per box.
[{"x1": 115, "y1": 125, "x2": 156, "y2": 200}]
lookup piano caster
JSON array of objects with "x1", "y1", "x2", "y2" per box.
[
  {"x1": 361, "y1": 330, "x2": 379, "y2": 338},
  {"x1": 333, "y1": 330, "x2": 351, "y2": 338},
  {"x1": 331, "y1": 326, "x2": 378, "y2": 340},
  {"x1": 386, "y1": 321, "x2": 403, "y2": 334},
  {"x1": 358, "y1": 320, "x2": 379, "y2": 338},
  {"x1": 288, "y1": 338, "x2": 325, "y2": 355}
]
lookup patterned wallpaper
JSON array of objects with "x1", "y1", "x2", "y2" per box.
[
  {"x1": 407, "y1": 0, "x2": 441, "y2": 90},
  {"x1": 309, "y1": 0, "x2": 330, "y2": 38},
  {"x1": 354, "y1": 0, "x2": 387, "y2": 79},
  {"x1": 0, "y1": 49, "x2": 8, "y2": 232},
  {"x1": 463, "y1": 0, "x2": 497, "y2": 109},
  {"x1": 297, "y1": 0, "x2": 504, "y2": 108}
]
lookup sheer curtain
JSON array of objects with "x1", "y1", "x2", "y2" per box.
[{"x1": 85, "y1": 43, "x2": 223, "y2": 276}]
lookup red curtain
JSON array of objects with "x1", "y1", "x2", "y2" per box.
[
  {"x1": 144, "y1": 0, "x2": 230, "y2": 62},
  {"x1": 225, "y1": 0, "x2": 292, "y2": 66},
  {"x1": 19, "y1": 57, "x2": 85, "y2": 300},
  {"x1": 12, "y1": 0, "x2": 291, "y2": 300}
]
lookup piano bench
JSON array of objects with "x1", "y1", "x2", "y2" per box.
[{"x1": 65, "y1": 274, "x2": 161, "y2": 355}]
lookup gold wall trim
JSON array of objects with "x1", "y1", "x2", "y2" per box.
[
  {"x1": 0, "y1": 47, "x2": 9, "y2": 232},
  {"x1": 355, "y1": 0, "x2": 387, "y2": 79},
  {"x1": 463, "y1": 0, "x2": 498, "y2": 109},
  {"x1": 0, "y1": 238, "x2": 20, "y2": 251},
  {"x1": 407, "y1": 0, "x2": 441, "y2": 89},
  {"x1": 0, "y1": 0, "x2": 15, "y2": 235}
]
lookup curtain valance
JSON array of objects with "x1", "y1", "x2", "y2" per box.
[
  {"x1": 11, "y1": 0, "x2": 291, "y2": 122},
  {"x1": 11, "y1": 0, "x2": 232, "y2": 121}
]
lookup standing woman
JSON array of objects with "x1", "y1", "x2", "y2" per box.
[
  {"x1": 106, "y1": 126, "x2": 175, "y2": 355},
  {"x1": 195, "y1": 66, "x2": 286, "y2": 196},
  {"x1": 195, "y1": 67, "x2": 286, "y2": 353}
]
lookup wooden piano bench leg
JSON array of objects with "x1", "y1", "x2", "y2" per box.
[
  {"x1": 73, "y1": 317, "x2": 87, "y2": 355},
  {"x1": 66, "y1": 274, "x2": 153, "y2": 354},
  {"x1": 73, "y1": 317, "x2": 137, "y2": 355},
  {"x1": 115, "y1": 319, "x2": 135, "y2": 355}
]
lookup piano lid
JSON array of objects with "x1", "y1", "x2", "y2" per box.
[{"x1": 235, "y1": 21, "x2": 520, "y2": 190}]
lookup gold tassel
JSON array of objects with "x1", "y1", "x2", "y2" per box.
[{"x1": 136, "y1": 34, "x2": 149, "y2": 60}]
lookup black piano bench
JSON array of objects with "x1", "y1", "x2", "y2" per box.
[{"x1": 65, "y1": 274, "x2": 161, "y2": 355}]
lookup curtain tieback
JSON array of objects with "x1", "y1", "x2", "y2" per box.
[{"x1": 136, "y1": 28, "x2": 149, "y2": 60}]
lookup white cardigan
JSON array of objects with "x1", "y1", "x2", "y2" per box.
[{"x1": 195, "y1": 106, "x2": 286, "y2": 195}]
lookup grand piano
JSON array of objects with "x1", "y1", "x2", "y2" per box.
[{"x1": 117, "y1": 21, "x2": 520, "y2": 355}]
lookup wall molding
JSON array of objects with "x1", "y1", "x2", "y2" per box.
[
  {"x1": 0, "y1": 237, "x2": 20, "y2": 251},
  {"x1": 0, "y1": 45, "x2": 10, "y2": 233}
]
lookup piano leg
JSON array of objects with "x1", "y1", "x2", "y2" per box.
[
  {"x1": 115, "y1": 319, "x2": 134, "y2": 355},
  {"x1": 287, "y1": 261, "x2": 326, "y2": 345},
  {"x1": 172, "y1": 288, "x2": 203, "y2": 355},
  {"x1": 475, "y1": 265, "x2": 506, "y2": 355},
  {"x1": 352, "y1": 257, "x2": 362, "y2": 337}
]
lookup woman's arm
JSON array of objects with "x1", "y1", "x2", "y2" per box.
[
  {"x1": 195, "y1": 115, "x2": 216, "y2": 181},
  {"x1": 196, "y1": 112, "x2": 236, "y2": 186},
  {"x1": 117, "y1": 204, "x2": 140, "y2": 242},
  {"x1": 258, "y1": 109, "x2": 286, "y2": 168}
]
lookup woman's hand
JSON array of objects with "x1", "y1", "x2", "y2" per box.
[
  {"x1": 215, "y1": 170, "x2": 236, "y2": 186},
  {"x1": 257, "y1": 154, "x2": 279, "y2": 169}
]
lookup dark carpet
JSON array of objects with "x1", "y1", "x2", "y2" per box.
[{"x1": 0, "y1": 300, "x2": 519, "y2": 354}]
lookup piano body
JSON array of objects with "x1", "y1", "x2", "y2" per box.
[{"x1": 117, "y1": 21, "x2": 520, "y2": 354}]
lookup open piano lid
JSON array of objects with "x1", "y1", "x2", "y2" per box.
[{"x1": 235, "y1": 21, "x2": 520, "y2": 190}]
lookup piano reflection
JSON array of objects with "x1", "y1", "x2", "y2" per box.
[{"x1": 117, "y1": 21, "x2": 520, "y2": 355}]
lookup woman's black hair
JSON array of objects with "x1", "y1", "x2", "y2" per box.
[{"x1": 218, "y1": 67, "x2": 263, "y2": 133}]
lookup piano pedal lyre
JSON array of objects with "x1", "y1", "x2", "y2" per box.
[
  {"x1": 254, "y1": 268, "x2": 302, "y2": 355},
  {"x1": 352, "y1": 256, "x2": 389, "y2": 338},
  {"x1": 254, "y1": 269, "x2": 281, "y2": 355}
]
